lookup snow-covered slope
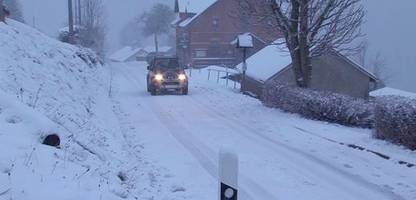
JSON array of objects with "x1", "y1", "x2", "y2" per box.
[
  {"x1": 0, "y1": 19, "x2": 191, "y2": 200},
  {"x1": 0, "y1": 20, "x2": 140, "y2": 199}
]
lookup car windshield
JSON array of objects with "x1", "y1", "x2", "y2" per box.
[{"x1": 154, "y1": 58, "x2": 180, "y2": 69}]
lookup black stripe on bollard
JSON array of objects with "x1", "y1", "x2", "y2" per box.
[{"x1": 220, "y1": 182, "x2": 238, "y2": 200}]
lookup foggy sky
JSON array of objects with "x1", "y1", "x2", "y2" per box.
[
  {"x1": 19, "y1": 0, "x2": 416, "y2": 92},
  {"x1": 20, "y1": 0, "x2": 164, "y2": 50}
]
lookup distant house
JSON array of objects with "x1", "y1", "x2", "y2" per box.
[
  {"x1": 172, "y1": 0, "x2": 279, "y2": 68},
  {"x1": 370, "y1": 87, "x2": 416, "y2": 99},
  {"x1": 236, "y1": 44, "x2": 378, "y2": 99},
  {"x1": 110, "y1": 46, "x2": 146, "y2": 62}
]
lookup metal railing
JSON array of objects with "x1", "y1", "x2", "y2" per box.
[{"x1": 206, "y1": 68, "x2": 240, "y2": 89}]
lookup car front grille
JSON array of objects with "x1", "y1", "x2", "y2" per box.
[{"x1": 165, "y1": 72, "x2": 177, "y2": 80}]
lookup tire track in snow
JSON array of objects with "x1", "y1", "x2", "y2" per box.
[
  {"x1": 121, "y1": 65, "x2": 405, "y2": 200},
  {"x1": 120, "y1": 65, "x2": 267, "y2": 200}
]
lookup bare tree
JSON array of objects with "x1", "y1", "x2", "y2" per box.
[
  {"x1": 356, "y1": 39, "x2": 368, "y2": 67},
  {"x1": 120, "y1": 17, "x2": 144, "y2": 47},
  {"x1": 4, "y1": 0, "x2": 23, "y2": 22},
  {"x1": 269, "y1": 0, "x2": 365, "y2": 87},
  {"x1": 141, "y1": 3, "x2": 175, "y2": 52},
  {"x1": 370, "y1": 52, "x2": 391, "y2": 85},
  {"x1": 79, "y1": 0, "x2": 106, "y2": 58},
  {"x1": 355, "y1": 40, "x2": 391, "y2": 86}
]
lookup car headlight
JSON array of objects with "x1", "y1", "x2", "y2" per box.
[
  {"x1": 154, "y1": 74, "x2": 164, "y2": 81},
  {"x1": 178, "y1": 74, "x2": 187, "y2": 81}
]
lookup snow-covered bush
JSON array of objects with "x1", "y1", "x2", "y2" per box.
[
  {"x1": 374, "y1": 96, "x2": 416, "y2": 150},
  {"x1": 263, "y1": 83, "x2": 374, "y2": 128}
]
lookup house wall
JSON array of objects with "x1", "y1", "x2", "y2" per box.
[
  {"x1": 267, "y1": 53, "x2": 372, "y2": 99},
  {"x1": 242, "y1": 76, "x2": 264, "y2": 98},
  {"x1": 310, "y1": 53, "x2": 371, "y2": 99},
  {"x1": 176, "y1": 0, "x2": 280, "y2": 68}
]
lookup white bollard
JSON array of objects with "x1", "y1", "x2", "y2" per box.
[{"x1": 219, "y1": 147, "x2": 239, "y2": 200}]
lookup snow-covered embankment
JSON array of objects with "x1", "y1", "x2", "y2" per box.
[{"x1": 0, "y1": 20, "x2": 131, "y2": 199}]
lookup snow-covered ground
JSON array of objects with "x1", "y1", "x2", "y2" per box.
[
  {"x1": 1, "y1": 19, "x2": 415, "y2": 200},
  {"x1": 109, "y1": 61, "x2": 416, "y2": 200},
  {"x1": 0, "y1": 20, "x2": 186, "y2": 200}
]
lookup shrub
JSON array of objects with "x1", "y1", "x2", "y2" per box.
[
  {"x1": 374, "y1": 96, "x2": 416, "y2": 150},
  {"x1": 262, "y1": 83, "x2": 374, "y2": 128}
]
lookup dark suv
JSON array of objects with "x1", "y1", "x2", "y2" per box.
[{"x1": 146, "y1": 57, "x2": 188, "y2": 95}]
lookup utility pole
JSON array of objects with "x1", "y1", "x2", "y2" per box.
[
  {"x1": 0, "y1": 0, "x2": 5, "y2": 22},
  {"x1": 77, "y1": 0, "x2": 81, "y2": 25},
  {"x1": 74, "y1": 0, "x2": 78, "y2": 25},
  {"x1": 68, "y1": 0, "x2": 74, "y2": 39}
]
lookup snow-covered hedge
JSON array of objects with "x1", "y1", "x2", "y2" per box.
[
  {"x1": 262, "y1": 83, "x2": 374, "y2": 128},
  {"x1": 375, "y1": 96, "x2": 416, "y2": 150}
]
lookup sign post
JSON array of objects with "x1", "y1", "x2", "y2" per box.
[
  {"x1": 235, "y1": 33, "x2": 253, "y2": 93},
  {"x1": 219, "y1": 147, "x2": 239, "y2": 200}
]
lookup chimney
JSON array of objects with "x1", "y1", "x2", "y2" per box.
[{"x1": 174, "y1": 0, "x2": 179, "y2": 13}]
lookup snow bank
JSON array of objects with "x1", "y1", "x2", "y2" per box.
[
  {"x1": 370, "y1": 87, "x2": 416, "y2": 99},
  {"x1": 375, "y1": 96, "x2": 416, "y2": 150}
]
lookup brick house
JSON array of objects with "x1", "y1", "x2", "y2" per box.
[{"x1": 172, "y1": 0, "x2": 279, "y2": 68}]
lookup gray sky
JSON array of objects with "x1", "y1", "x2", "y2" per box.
[
  {"x1": 361, "y1": 0, "x2": 416, "y2": 92},
  {"x1": 20, "y1": 0, "x2": 416, "y2": 92},
  {"x1": 21, "y1": 0, "x2": 164, "y2": 50}
]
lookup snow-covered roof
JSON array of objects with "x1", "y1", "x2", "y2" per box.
[
  {"x1": 178, "y1": 0, "x2": 216, "y2": 14},
  {"x1": 236, "y1": 33, "x2": 254, "y2": 48},
  {"x1": 370, "y1": 87, "x2": 416, "y2": 99},
  {"x1": 110, "y1": 46, "x2": 142, "y2": 62},
  {"x1": 171, "y1": 15, "x2": 182, "y2": 26},
  {"x1": 143, "y1": 46, "x2": 172, "y2": 53},
  {"x1": 178, "y1": 0, "x2": 217, "y2": 28},
  {"x1": 235, "y1": 40, "x2": 291, "y2": 82},
  {"x1": 231, "y1": 32, "x2": 266, "y2": 46},
  {"x1": 178, "y1": 16, "x2": 196, "y2": 27}
]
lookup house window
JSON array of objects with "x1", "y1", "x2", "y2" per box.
[
  {"x1": 210, "y1": 38, "x2": 221, "y2": 56},
  {"x1": 212, "y1": 16, "x2": 219, "y2": 30},
  {"x1": 195, "y1": 49, "x2": 207, "y2": 58}
]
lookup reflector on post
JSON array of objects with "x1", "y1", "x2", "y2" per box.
[{"x1": 219, "y1": 147, "x2": 239, "y2": 200}]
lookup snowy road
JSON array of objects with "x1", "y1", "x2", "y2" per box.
[{"x1": 110, "y1": 61, "x2": 415, "y2": 200}]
